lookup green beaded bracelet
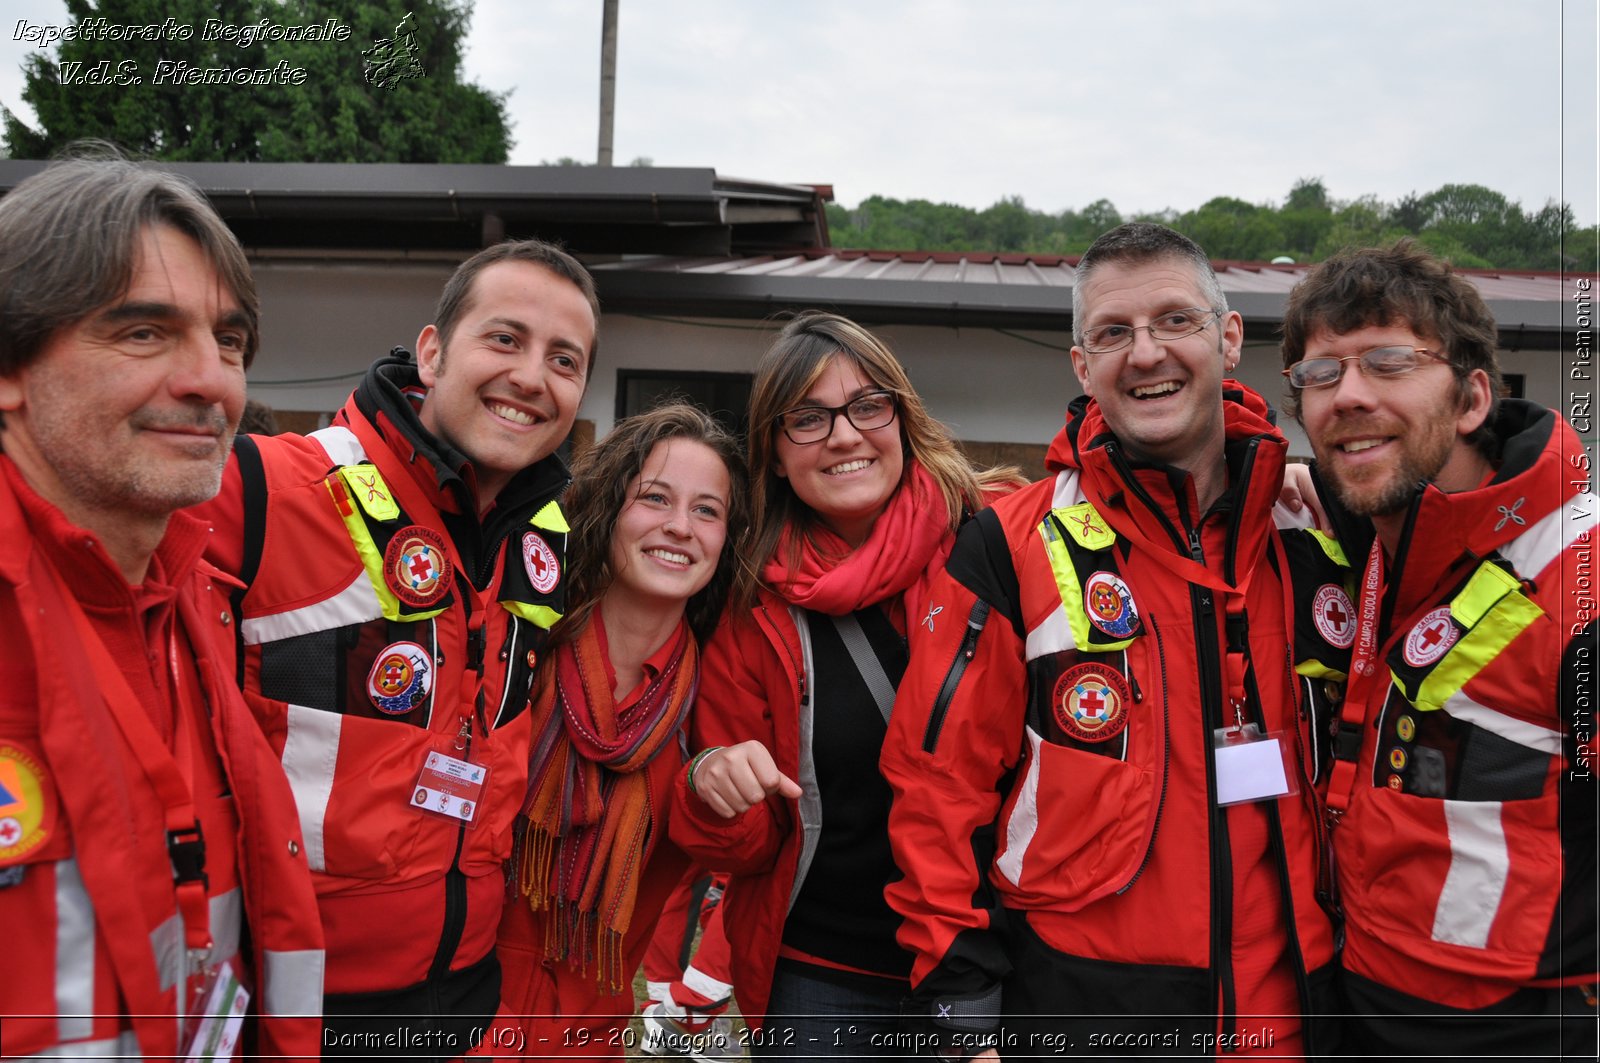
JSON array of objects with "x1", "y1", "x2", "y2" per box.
[{"x1": 686, "y1": 746, "x2": 724, "y2": 796}]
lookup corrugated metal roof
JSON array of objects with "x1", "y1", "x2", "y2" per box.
[
  {"x1": 599, "y1": 248, "x2": 1580, "y2": 302},
  {"x1": 589, "y1": 249, "x2": 1586, "y2": 345}
]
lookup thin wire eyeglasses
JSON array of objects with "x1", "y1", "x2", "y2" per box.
[
  {"x1": 1079, "y1": 308, "x2": 1223, "y2": 354},
  {"x1": 1282, "y1": 346, "x2": 1450, "y2": 389}
]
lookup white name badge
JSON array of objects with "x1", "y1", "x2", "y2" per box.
[
  {"x1": 1213, "y1": 724, "x2": 1297, "y2": 806},
  {"x1": 411, "y1": 749, "x2": 488, "y2": 825},
  {"x1": 183, "y1": 960, "x2": 249, "y2": 1063}
]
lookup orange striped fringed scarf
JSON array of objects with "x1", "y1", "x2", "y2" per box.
[{"x1": 517, "y1": 616, "x2": 697, "y2": 991}]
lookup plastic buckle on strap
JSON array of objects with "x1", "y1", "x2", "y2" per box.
[
  {"x1": 1332, "y1": 722, "x2": 1363, "y2": 763},
  {"x1": 167, "y1": 824, "x2": 209, "y2": 889}
]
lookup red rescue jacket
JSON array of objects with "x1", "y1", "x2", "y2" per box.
[
  {"x1": 1321, "y1": 399, "x2": 1599, "y2": 1011},
  {"x1": 0, "y1": 459, "x2": 324, "y2": 1059},
  {"x1": 194, "y1": 357, "x2": 569, "y2": 995},
  {"x1": 881, "y1": 386, "x2": 1337, "y2": 1050}
]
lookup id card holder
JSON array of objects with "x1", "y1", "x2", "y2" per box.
[
  {"x1": 410, "y1": 748, "x2": 488, "y2": 827},
  {"x1": 182, "y1": 958, "x2": 250, "y2": 1063},
  {"x1": 1212, "y1": 723, "x2": 1297, "y2": 806}
]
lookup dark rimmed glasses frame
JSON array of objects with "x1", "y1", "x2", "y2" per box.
[{"x1": 775, "y1": 389, "x2": 900, "y2": 445}]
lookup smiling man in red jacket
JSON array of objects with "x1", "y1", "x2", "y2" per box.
[
  {"x1": 1281, "y1": 241, "x2": 1598, "y2": 1057},
  {"x1": 884, "y1": 223, "x2": 1339, "y2": 1059},
  {"x1": 192, "y1": 239, "x2": 597, "y2": 1058},
  {"x1": 0, "y1": 149, "x2": 323, "y2": 1060}
]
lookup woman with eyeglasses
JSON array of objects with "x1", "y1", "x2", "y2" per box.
[
  {"x1": 492, "y1": 404, "x2": 749, "y2": 1059},
  {"x1": 669, "y1": 312, "x2": 1024, "y2": 1056}
]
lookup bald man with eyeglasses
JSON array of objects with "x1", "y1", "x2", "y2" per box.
[{"x1": 1280, "y1": 240, "x2": 1598, "y2": 1058}]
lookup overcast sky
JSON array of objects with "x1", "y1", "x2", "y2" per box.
[{"x1": 4, "y1": 0, "x2": 1596, "y2": 225}]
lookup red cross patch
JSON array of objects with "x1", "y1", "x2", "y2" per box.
[
  {"x1": 1311, "y1": 584, "x2": 1356, "y2": 649},
  {"x1": 521, "y1": 531, "x2": 561, "y2": 595},
  {"x1": 384, "y1": 525, "x2": 453, "y2": 609},
  {"x1": 1051, "y1": 663, "x2": 1133, "y2": 744},
  {"x1": 1403, "y1": 606, "x2": 1459, "y2": 668}
]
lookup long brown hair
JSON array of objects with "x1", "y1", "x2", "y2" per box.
[
  {"x1": 740, "y1": 311, "x2": 1021, "y2": 606},
  {"x1": 556, "y1": 403, "x2": 749, "y2": 645}
]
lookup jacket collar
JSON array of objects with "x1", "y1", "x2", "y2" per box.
[
  {"x1": 341, "y1": 351, "x2": 570, "y2": 522},
  {"x1": 1045, "y1": 381, "x2": 1289, "y2": 569},
  {"x1": 1317, "y1": 399, "x2": 1579, "y2": 615}
]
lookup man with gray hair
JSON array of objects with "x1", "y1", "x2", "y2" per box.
[
  {"x1": 0, "y1": 149, "x2": 323, "y2": 1058},
  {"x1": 884, "y1": 223, "x2": 1339, "y2": 1056}
]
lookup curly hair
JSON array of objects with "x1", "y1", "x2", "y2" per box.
[
  {"x1": 554, "y1": 403, "x2": 749, "y2": 646},
  {"x1": 741, "y1": 311, "x2": 1022, "y2": 607},
  {"x1": 1280, "y1": 239, "x2": 1502, "y2": 457}
]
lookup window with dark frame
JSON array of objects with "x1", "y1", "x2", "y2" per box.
[{"x1": 615, "y1": 370, "x2": 753, "y2": 439}]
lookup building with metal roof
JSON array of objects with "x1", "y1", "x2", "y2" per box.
[{"x1": 0, "y1": 160, "x2": 1584, "y2": 467}]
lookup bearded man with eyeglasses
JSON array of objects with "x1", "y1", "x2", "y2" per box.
[
  {"x1": 1280, "y1": 240, "x2": 1598, "y2": 1057},
  {"x1": 883, "y1": 223, "x2": 1341, "y2": 1059}
]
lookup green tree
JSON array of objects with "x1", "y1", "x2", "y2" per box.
[
  {"x1": 1285, "y1": 176, "x2": 1329, "y2": 213},
  {"x1": 4, "y1": 0, "x2": 510, "y2": 162},
  {"x1": 1313, "y1": 196, "x2": 1409, "y2": 259},
  {"x1": 1179, "y1": 196, "x2": 1284, "y2": 260}
]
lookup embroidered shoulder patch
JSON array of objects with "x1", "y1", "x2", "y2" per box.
[
  {"x1": 1052, "y1": 664, "x2": 1132, "y2": 743},
  {"x1": 1312, "y1": 584, "x2": 1356, "y2": 649},
  {"x1": 385, "y1": 525, "x2": 454, "y2": 609},
  {"x1": 1403, "y1": 607, "x2": 1459, "y2": 668},
  {"x1": 0, "y1": 744, "x2": 57, "y2": 865},
  {"x1": 1058, "y1": 502, "x2": 1115, "y2": 551},
  {"x1": 337, "y1": 464, "x2": 401, "y2": 522}
]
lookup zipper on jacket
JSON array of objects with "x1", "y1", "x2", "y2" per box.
[
  {"x1": 1187, "y1": 526, "x2": 1239, "y2": 1043},
  {"x1": 428, "y1": 719, "x2": 474, "y2": 985},
  {"x1": 1115, "y1": 614, "x2": 1169, "y2": 894},
  {"x1": 922, "y1": 599, "x2": 990, "y2": 753}
]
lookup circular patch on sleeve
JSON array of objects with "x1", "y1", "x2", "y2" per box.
[
  {"x1": 1388, "y1": 747, "x2": 1408, "y2": 771},
  {"x1": 1403, "y1": 607, "x2": 1459, "y2": 668},
  {"x1": 366, "y1": 641, "x2": 434, "y2": 714},
  {"x1": 1051, "y1": 664, "x2": 1132, "y2": 743},
  {"x1": 384, "y1": 525, "x2": 453, "y2": 609},
  {"x1": 521, "y1": 531, "x2": 561, "y2": 594},
  {"x1": 1386, "y1": 774, "x2": 1404, "y2": 791},
  {"x1": 0, "y1": 744, "x2": 57, "y2": 864},
  {"x1": 1083, "y1": 571, "x2": 1140, "y2": 639},
  {"x1": 1311, "y1": 584, "x2": 1356, "y2": 649},
  {"x1": 1395, "y1": 714, "x2": 1416, "y2": 742}
]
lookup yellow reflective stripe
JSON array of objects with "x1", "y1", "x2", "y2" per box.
[
  {"x1": 1308, "y1": 529, "x2": 1349, "y2": 567},
  {"x1": 531, "y1": 499, "x2": 569, "y2": 534},
  {"x1": 1411, "y1": 576, "x2": 1543, "y2": 712},
  {"x1": 1450, "y1": 561, "x2": 1519, "y2": 630},
  {"x1": 1295, "y1": 658, "x2": 1348, "y2": 681},
  {"x1": 502, "y1": 601, "x2": 563, "y2": 630},
  {"x1": 1037, "y1": 515, "x2": 1135, "y2": 653},
  {"x1": 1058, "y1": 502, "x2": 1115, "y2": 550},
  {"x1": 336, "y1": 464, "x2": 400, "y2": 522},
  {"x1": 325, "y1": 476, "x2": 446, "y2": 624}
]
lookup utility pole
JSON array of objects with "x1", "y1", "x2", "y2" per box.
[{"x1": 597, "y1": 0, "x2": 618, "y2": 166}]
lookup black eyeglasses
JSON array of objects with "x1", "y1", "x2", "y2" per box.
[
  {"x1": 1283, "y1": 346, "x2": 1451, "y2": 389},
  {"x1": 775, "y1": 390, "x2": 899, "y2": 445},
  {"x1": 1080, "y1": 308, "x2": 1223, "y2": 354}
]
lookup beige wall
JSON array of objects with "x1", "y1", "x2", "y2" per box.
[{"x1": 244, "y1": 260, "x2": 1568, "y2": 471}]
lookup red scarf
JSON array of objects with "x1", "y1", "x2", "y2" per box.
[
  {"x1": 517, "y1": 616, "x2": 697, "y2": 989},
  {"x1": 762, "y1": 461, "x2": 952, "y2": 621}
]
